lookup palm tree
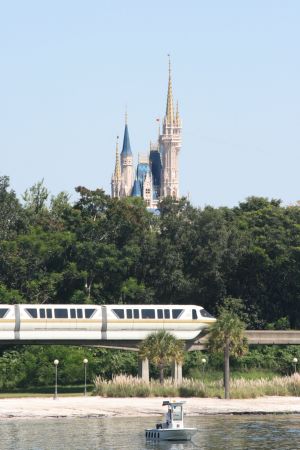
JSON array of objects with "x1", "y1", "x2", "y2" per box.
[
  {"x1": 138, "y1": 330, "x2": 185, "y2": 384},
  {"x1": 208, "y1": 308, "x2": 248, "y2": 399}
]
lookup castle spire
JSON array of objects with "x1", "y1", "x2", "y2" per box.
[
  {"x1": 121, "y1": 114, "x2": 132, "y2": 156},
  {"x1": 166, "y1": 54, "x2": 174, "y2": 125},
  {"x1": 176, "y1": 100, "x2": 181, "y2": 126},
  {"x1": 113, "y1": 136, "x2": 121, "y2": 180}
]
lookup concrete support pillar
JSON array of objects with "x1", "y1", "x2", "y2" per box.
[
  {"x1": 171, "y1": 361, "x2": 182, "y2": 384},
  {"x1": 138, "y1": 357, "x2": 149, "y2": 383}
]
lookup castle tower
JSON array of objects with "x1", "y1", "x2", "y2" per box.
[
  {"x1": 160, "y1": 56, "x2": 182, "y2": 199},
  {"x1": 111, "y1": 137, "x2": 122, "y2": 198},
  {"x1": 142, "y1": 170, "x2": 153, "y2": 208},
  {"x1": 120, "y1": 114, "x2": 134, "y2": 196}
]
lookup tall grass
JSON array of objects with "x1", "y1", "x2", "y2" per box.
[{"x1": 93, "y1": 373, "x2": 300, "y2": 399}]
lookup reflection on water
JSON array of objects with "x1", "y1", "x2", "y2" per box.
[{"x1": 0, "y1": 415, "x2": 300, "y2": 449}]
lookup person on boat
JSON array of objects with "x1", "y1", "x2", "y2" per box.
[{"x1": 165, "y1": 406, "x2": 172, "y2": 428}]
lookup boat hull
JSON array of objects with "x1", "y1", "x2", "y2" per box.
[{"x1": 145, "y1": 428, "x2": 197, "y2": 441}]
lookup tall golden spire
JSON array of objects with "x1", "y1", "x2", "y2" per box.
[
  {"x1": 114, "y1": 136, "x2": 121, "y2": 180},
  {"x1": 176, "y1": 100, "x2": 181, "y2": 126},
  {"x1": 166, "y1": 54, "x2": 174, "y2": 125}
]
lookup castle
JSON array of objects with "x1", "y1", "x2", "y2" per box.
[{"x1": 111, "y1": 59, "x2": 182, "y2": 209}]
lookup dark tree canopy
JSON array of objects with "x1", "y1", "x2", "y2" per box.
[{"x1": 0, "y1": 177, "x2": 299, "y2": 329}]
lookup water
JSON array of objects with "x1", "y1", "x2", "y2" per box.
[{"x1": 0, "y1": 415, "x2": 300, "y2": 450}]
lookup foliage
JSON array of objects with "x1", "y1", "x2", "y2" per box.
[
  {"x1": 93, "y1": 373, "x2": 300, "y2": 399},
  {"x1": 208, "y1": 304, "x2": 248, "y2": 398},
  {"x1": 2, "y1": 176, "x2": 300, "y2": 382},
  {"x1": 208, "y1": 308, "x2": 248, "y2": 358},
  {"x1": 0, "y1": 346, "x2": 137, "y2": 389},
  {"x1": 139, "y1": 331, "x2": 184, "y2": 384},
  {"x1": 0, "y1": 178, "x2": 300, "y2": 326}
]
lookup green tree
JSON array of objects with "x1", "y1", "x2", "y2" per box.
[
  {"x1": 0, "y1": 175, "x2": 27, "y2": 240},
  {"x1": 138, "y1": 330, "x2": 184, "y2": 384},
  {"x1": 208, "y1": 307, "x2": 248, "y2": 399},
  {"x1": 23, "y1": 179, "x2": 49, "y2": 214}
]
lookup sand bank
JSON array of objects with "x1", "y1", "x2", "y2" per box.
[{"x1": 0, "y1": 396, "x2": 299, "y2": 419}]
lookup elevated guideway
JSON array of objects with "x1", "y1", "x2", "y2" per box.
[{"x1": 189, "y1": 330, "x2": 300, "y2": 350}]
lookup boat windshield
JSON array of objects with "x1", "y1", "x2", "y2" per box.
[{"x1": 172, "y1": 405, "x2": 182, "y2": 421}]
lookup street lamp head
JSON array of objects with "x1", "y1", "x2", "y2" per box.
[
  {"x1": 293, "y1": 357, "x2": 298, "y2": 363},
  {"x1": 83, "y1": 358, "x2": 88, "y2": 364},
  {"x1": 54, "y1": 359, "x2": 59, "y2": 366},
  {"x1": 201, "y1": 358, "x2": 207, "y2": 364}
]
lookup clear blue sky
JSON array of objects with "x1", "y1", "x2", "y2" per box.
[{"x1": 0, "y1": 0, "x2": 299, "y2": 207}]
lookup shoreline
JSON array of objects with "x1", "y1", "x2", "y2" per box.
[{"x1": 0, "y1": 396, "x2": 300, "y2": 419}]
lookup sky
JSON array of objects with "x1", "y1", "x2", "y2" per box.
[{"x1": 0, "y1": 0, "x2": 299, "y2": 208}]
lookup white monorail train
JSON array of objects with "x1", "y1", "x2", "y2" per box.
[{"x1": 0, "y1": 304, "x2": 216, "y2": 343}]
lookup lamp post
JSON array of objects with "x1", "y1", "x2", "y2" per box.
[
  {"x1": 83, "y1": 358, "x2": 88, "y2": 396},
  {"x1": 201, "y1": 358, "x2": 207, "y2": 376},
  {"x1": 292, "y1": 357, "x2": 298, "y2": 374},
  {"x1": 53, "y1": 359, "x2": 59, "y2": 400}
]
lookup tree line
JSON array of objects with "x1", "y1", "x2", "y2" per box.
[{"x1": 1, "y1": 175, "x2": 300, "y2": 329}]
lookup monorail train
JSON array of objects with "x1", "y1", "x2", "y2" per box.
[{"x1": 0, "y1": 304, "x2": 216, "y2": 343}]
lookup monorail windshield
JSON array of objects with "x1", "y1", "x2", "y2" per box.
[{"x1": 200, "y1": 309, "x2": 214, "y2": 318}]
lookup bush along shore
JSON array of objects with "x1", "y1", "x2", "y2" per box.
[{"x1": 93, "y1": 373, "x2": 300, "y2": 399}]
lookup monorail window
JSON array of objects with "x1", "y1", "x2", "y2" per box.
[
  {"x1": 157, "y1": 309, "x2": 163, "y2": 319},
  {"x1": 70, "y1": 309, "x2": 76, "y2": 319},
  {"x1": 55, "y1": 309, "x2": 68, "y2": 319},
  {"x1": 142, "y1": 309, "x2": 155, "y2": 319},
  {"x1": 26, "y1": 308, "x2": 37, "y2": 318},
  {"x1": 47, "y1": 309, "x2": 52, "y2": 319},
  {"x1": 126, "y1": 309, "x2": 133, "y2": 319},
  {"x1": 40, "y1": 309, "x2": 46, "y2": 319},
  {"x1": 164, "y1": 309, "x2": 170, "y2": 319},
  {"x1": 192, "y1": 309, "x2": 198, "y2": 320},
  {"x1": 0, "y1": 308, "x2": 8, "y2": 318},
  {"x1": 85, "y1": 309, "x2": 95, "y2": 319},
  {"x1": 172, "y1": 309, "x2": 183, "y2": 319},
  {"x1": 112, "y1": 309, "x2": 124, "y2": 319},
  {"x1": 200, "y1": 309, "x2": 214, "y2": 318},
  {"x1": 133, "y1": 309, "x2": 139, "y2": 319},
  {"x1": 77, "y1": 309, "x2": 83, "y2": 319}
]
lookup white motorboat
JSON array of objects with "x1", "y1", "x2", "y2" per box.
[{"x1": 145, "y1": 400, "x2": 197, "y2": 441}]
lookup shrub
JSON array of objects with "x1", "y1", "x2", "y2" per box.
[{"x1": 93, "y1": 373, "x2": 300, "y2": 399}]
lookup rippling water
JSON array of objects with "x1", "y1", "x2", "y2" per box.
[{"x1": 0, "y1": 415, "x2": 300, "y2": 449}]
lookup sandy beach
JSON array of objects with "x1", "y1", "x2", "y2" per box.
[{"x1": 0, "y1": 396, "x2": 299, "y2": 419}]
